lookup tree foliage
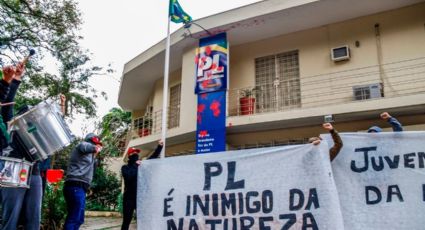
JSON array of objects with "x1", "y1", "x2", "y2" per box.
[
  {"x1": 0, "y1": 0, "x2": 81, "y2": 64},
  {"x1": 15, "y1": 49, "x2": 110, "y2": 118},
  {"x1": 98, "y1": 107, "x2": 132, "y2": 158},
  {"x1": 1, "y1": 0, "x2": 112, "y2": 119}
]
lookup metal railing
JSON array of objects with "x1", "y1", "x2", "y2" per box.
[
  {"x1": 233, "y1": 138, "x2": 310, "y2": 150},
  {"x1": 129, "y1": 105, "x2": 180, "y2": 139},
  {"x1": 229, "y1": 57, "x2": 425, "y2": 116}
]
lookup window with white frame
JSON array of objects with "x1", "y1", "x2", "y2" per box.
[{"x1": 255, "y1": 50, "x2": 301, "y2": 113}]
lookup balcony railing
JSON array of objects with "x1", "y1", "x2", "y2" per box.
[
  {"x1": 129, "y1": 105, "x2": 180, "y2": 139},
  {"x1": 129, "y1": 57, "x2": 425, "y2": 141},
  {"x1": 229, "y1": 57, "x2": 425, "y2": 116},
  {"x1": 233, "y1": 138, "x2": 310, "y2": 150}
]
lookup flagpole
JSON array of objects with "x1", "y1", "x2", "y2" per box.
[{"x1": 160, "y1": 16, "x2": 172, "y2": 159}]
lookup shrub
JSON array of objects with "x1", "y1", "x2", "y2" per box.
[
  {"x1": 86, "y1": 167, "x2": 121, "y2": 211},
  {"x1": 117, "y1": 192, "x2": 123, "y2": 214},
  {"x1": 41, "y1": 181, "x2": 66, "y2": 230}
]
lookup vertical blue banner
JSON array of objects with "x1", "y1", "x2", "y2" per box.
[
  {"x1": 195, "y1": 33, "x2": 228, "y2": 154},
  {"x1": 196, "y1": 91, "x2": 226, "y2": 154},
  {"x1": 195, "y1": 33, "x2": 228, "y2": 94}
]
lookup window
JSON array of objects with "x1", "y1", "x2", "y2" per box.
[
  {"x1": 255, "y1": 55, "x2": 276, "y2": 112},
  {"x1": 353, "y1": 83, "x2": 383, "y2": 101},
  {"x1": 255, "y1": 50, "x2": 301, "y2": 113},
  {"x1": 168, "y1": 84, "x2": 181, "y2": 129},
  {"x1": 353, "y1": 86, "x2": 371, "y2": 100}
]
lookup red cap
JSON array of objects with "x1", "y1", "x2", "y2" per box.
[
  {"x1": 127, "y1": 147, "x2": 141, "y2": 156},
  {"x1": 91, "y1": 136, "x2": 102, "y2": 146}
]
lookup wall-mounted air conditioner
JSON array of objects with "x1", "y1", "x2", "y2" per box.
[
  {"x1": 331, "y1": 45, "x2": 350, "y2": 62},
  {"x1": 353, "y1": 83, "x2": 383, "y2": 101}
]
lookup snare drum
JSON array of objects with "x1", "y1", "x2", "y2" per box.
[
  {"x1": 9, "y1": 99, "x2": 75, "y2": 161},
  {"x1": 0, "y1": 156, "x2": 33, "y2": 188}
]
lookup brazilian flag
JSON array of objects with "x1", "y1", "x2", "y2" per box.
[{"x1": 169, "y1": 0, "x2": 192, "y2": 24}]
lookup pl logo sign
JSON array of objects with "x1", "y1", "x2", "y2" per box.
[
  {"x1": 195, "y1": 44, "x2": 228, "y2": 94},
  {"x1": 195, "y1": 33, "x2": 228, "y2": 154}
]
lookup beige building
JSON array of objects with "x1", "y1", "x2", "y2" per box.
[{"x1": 118, "y1": 0, "x2": 425, "y2": 157}]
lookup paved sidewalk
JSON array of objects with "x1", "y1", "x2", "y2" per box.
[{"x1": 81, "y1": 217, "x2": 136, "y2": 230}]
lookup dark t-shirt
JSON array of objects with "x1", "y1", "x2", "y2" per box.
[{"x1": 121, "y1": 144, "x2": 163, "y2": 200}]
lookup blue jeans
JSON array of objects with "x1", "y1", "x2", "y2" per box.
[
  {"x1": 1, "y1": 175, "x2": 42, "y2": 230},
  {"x1": 63, "y1": 185, "x2": 86, "y2": 230}
]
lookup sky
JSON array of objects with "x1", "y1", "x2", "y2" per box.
[{"x1": 70, "y1": 0, "x2": 261, "y2": 137}]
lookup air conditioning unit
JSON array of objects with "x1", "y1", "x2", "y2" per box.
[
  {"x1": 353, "y1": 83, "x2": 383, "y2": 101},
  {"x1": 331, "y1": 45, "x2": 350, "y2": 62}
]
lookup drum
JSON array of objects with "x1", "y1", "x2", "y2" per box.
[
  {"x1": 0, "y1": 156, "x2": 33, "y2": 188},
  {"x1": 9, "y1": 99, "x2": 75, "y2": 161}
]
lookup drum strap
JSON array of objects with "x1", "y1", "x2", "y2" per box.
[{"x1": 0, "y1": 116, "x2": 10, "y2": 143}]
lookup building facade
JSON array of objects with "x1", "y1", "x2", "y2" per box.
[{"x1": 118, "y1": 0, "x2": 425, "y2": 157}]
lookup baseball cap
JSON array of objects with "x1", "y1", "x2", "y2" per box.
[
  {"x1": 127, "y1": 147, "x2": 141, "y2": 156},
  {"x1": 85, "y1": 133, "x2": 102, "y2": 146}
]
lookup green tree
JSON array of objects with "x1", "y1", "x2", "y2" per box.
[
  {"x1": 84, "y1": 108, "x2": 131, "y2": 212},
  {"x1": 15, "y1": 48, "x2": 110, "y2": 118},
  {"x1": 0, "y1": 0, "x2": 81, "y2": 65},
  {"x1": 1, "y1": 0, "x2": 112, "y2": 119},
  {"x1": 98, "y1": 107, "x2": 132, "y2": 158}
]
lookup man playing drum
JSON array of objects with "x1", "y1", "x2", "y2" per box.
[
  {"x1": 0, "y1": 62, "x2": 42, "y2": 230},
  {"x1": 0, "y1": 61, "x2": 67, "y2": 230}
]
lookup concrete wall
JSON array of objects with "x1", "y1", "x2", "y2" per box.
[
  {"x1": 177, "y1": 47, "x2": 198, "y2": 134},
  {"x1": 230, "y1": 2, "x2": 425, "y2": 107},
  {"x1": 128, "y1": 3, "x2": 425, "y2": 153}
]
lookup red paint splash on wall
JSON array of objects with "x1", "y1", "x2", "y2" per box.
[
  {"x1": 198, "y1": 104, "x2": 206, "y2": 113},
  {"x1": 205, "y1": 46, "x2": 212, "y2": 56},
  {"x1": 197, "y1": 103, "x2": 206, "y2": 124},
  {"x1": 202, "y1": 80, "x2": 209, "y2": 88},
  {"x1": 197, "y1": 114, "x2": 201, "y2": 124},
  {"x1": 199, "y1": 130, "x2": 208, "y2": 138},
  {"x1": 210, "y1": 100, "x2": 221, "y2": 117}
]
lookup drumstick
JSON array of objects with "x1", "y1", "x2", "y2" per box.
[
  {"x1": 0, "y1": 102, "x2": 15, "y2": 107},
  {"x1": 22, "y1": 49, "x2": 36, "y2": 65}
]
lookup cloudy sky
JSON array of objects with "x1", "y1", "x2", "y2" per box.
[{"x1": 70, "y1": 0, "x2": 261, "y2": 136}]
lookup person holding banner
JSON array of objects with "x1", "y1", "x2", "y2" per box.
[
  {"x1": 309, "y1": 123, "x2": 343, "y2": 161},
  {"x1": 367, "y1": 112, "x2": 403, "y2": 133},
  {"x1": 120, "y1": 140, "x2": 163, "y2": 230}
]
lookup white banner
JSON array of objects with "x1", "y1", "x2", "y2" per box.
[
  {"x1": 137, "y1": 144, "x2": 344, "y2": 229},
  {"x1": 325, "y1": 132, "x2": 425, "y2": 230}
]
